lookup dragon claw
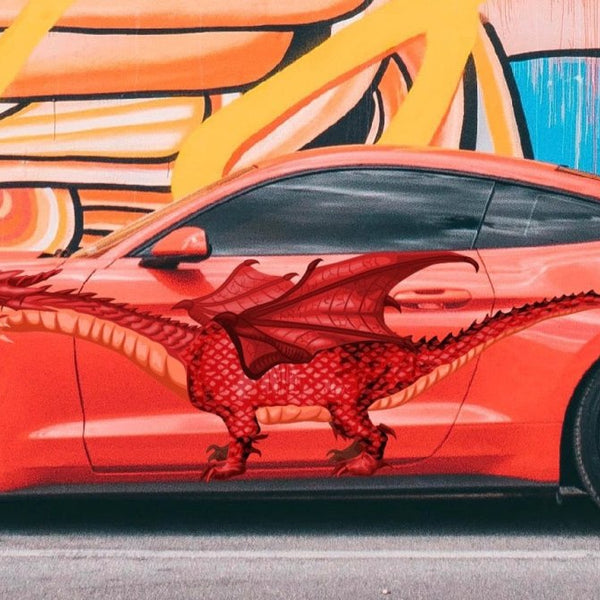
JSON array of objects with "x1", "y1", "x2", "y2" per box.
[
  {"x1": 201, "y1": 465, "x2": 215, "y2": 482},
  {"x1": 201, "y1": 463, "x2": 246, "y2": 481},
  {"x1": 202, "y1": 434, "x2": 265, "y2": 480},
  {"x1": 332, "y1": 465, "x2": 347, "y2": 478},
  {"x1": 327, "y1": 440, "x2": 364, "y2": 463},
  {"x1": 330, "y1": 451, "x2": 384, "y2": 477},
  {"x1": 377, "y1": 423, "x2": 397, "y2": 439},
  {"x1": 246, "y1": 434, "x2": 267, "y2": 457},
  {"x1": 206, "y1": 443, "x2": 229, "y2": 462}
]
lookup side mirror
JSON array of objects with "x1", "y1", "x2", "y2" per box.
[{"x1": 140, "y1": 226, "x2": 210, "y2": 269}]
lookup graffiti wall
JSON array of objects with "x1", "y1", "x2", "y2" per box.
[{"x1": 0, "y1": 0, "x2": 598, "y2": 254}]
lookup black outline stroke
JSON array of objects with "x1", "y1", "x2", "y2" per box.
[
  {"x1": 459, "y1": 54, "x2": 478, "y2": 151},
  {"x1": 483, "y1": 23, "x2": 534, "y2": 159}
]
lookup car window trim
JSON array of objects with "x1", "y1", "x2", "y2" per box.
[
  {"x1": 128, "y1": 166, "x2": 498, "y2": 258},
  {"x1": 475, "y1": 180, "x2": 600, "y2": 250}
]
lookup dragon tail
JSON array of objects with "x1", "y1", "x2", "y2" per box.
[
  {"x1": 370, "y1": 291, "x2": 600, "y2": 413},
  {"x1": 0, "y1": 305, "x2": 190, "y2": 397},
  {"x1": 0, "y1": 287, "x2": 198, "y2": 359},
  {"x1": 424, "y1": 291, "x2": 600, "y2": 365},
  {"x1": 0, "y1": 270, "x2": 199, "y2": 393}
]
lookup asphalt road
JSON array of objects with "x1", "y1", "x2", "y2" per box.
[{"x1": 1, "y1": 493, "x2": 600, "y2": 599}]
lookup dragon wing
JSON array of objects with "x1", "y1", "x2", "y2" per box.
[
  {"x1": 213, "y1": 252, "x2": 479, "y2": 379},
  {"x1": 174, "y1": 259, "x2": 297, "y2": 325}
]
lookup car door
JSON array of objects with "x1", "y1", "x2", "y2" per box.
[
  {"x1": 0, "y1": 257, "x2": 100, "y2": 479},
  {"x1": 77, "y1": 167, "x2": 495, "y2": 474},
  {"x1": 462, "y1": 182, "x2": 600, "y2": 472}
]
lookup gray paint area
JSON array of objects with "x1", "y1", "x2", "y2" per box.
[
  {"x1": 0, "y1": 495, "x2": 599, "y2": 599},
  {"x1": 476, "y1": 81, "x2": 495, "y2": 154}
]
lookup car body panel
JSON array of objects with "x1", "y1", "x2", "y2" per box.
[
  {"x1": 0, "y1": 257, "x2": 89, "y2": 490},
  {"x1": 471, "y1": 242, "x2": 600, "y2": 421},
  {"x1": 1, "y1": 148, "x2": 600, "y2": 493},
  {"x1": 77, "y1": 252, "x2": 493, "y2": 471}
]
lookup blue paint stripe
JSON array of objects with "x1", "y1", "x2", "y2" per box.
[{"x1": 510, "y1": 57, "x2": 600, "y2": 175}]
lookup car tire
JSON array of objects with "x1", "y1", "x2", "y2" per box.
[{"x1": 573, "y1": 369, "x2": 600, "y2": 508}]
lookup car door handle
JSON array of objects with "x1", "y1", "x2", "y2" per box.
[{"x1": 392, "y1": 288, "x2": 472, "y2": 310}]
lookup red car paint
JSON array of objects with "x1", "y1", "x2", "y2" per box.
[{"x1": 1, "y1": 146, "x2": 600, "y2": 494}]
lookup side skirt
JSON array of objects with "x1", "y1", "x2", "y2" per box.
[{"x1": 3, "y1": 474, "x2": 564, "y2": 499}]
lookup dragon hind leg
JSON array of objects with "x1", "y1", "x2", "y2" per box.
[
  {"x1": 327, "y1": 403, "x2": 392, "y2": 477},
  {"x1": 202, "y1": 406, "x2": 264, "y2": 481},
  {"x1": 327, "y1": 417, "x2": 366, "y2": 463}
]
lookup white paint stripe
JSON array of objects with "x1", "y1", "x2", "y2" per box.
[
  {"x1": 0, "y1": 162, "x2": 172, "y2": 187},
  {"x1": 0, "y1": 549, "x2": 599, "y2": 561}
]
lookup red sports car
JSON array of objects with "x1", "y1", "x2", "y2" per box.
[{"x1": 2, "y1": 146, "x2": 600, "y2": 508}]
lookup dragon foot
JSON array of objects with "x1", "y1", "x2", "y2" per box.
[
  {"x1": 331, "y1": 451, "x2": 391, "y2": 477},
  {"x1": 202, "y1": 433, "x2": 268, "y2": 481},
  {"x1": 201, "y1": 463, "x2": 246, "y2": 481},
  {"x1": 327, "y1": 440, "x2": 364, "y2": 463},
  {"x1": 244, "y1": 433, "x2": 268, "y2": 459}
]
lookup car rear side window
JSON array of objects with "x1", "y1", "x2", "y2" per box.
[
  {"x1": 477, "y1": 183, "x2": 600, "y2": 248},
  {"x1": 178, "y1": 169, "x2": 493, "y2": 255}
]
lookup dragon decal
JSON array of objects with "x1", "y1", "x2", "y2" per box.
[{"x1": 2, "y1": 252, "x2": 600, "y2": 480}]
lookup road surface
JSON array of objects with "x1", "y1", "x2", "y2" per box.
[{"x1": 0, "y1": 493, "x2": 599, "y2": 599}]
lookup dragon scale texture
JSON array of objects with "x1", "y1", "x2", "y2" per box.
[{"x1": 184, "y1": 293, "x2": 600, "y2": 478}]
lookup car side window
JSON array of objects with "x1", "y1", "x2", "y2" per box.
[
  {"x1": 158, "y1": 169, "x2": 493, "y2": 255},
  {"x1": 476, "y1": 183, "x2": 600, "y2": 248}
]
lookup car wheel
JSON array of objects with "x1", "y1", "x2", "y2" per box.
[{"x1": 573, "y1": 369, "x2": 600, "y2": 508}]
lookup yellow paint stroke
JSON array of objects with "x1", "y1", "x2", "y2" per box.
[
  {"x1": 0, "y1": 0, "x2": 77, "y2": 97},
  {"x1": 471, "y1": 23, "x2": 520, "y2": 156},
  {"x1": 172, "y1": 0, "x2": 483, "y2": 199}
]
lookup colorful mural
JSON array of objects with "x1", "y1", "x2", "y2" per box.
[{"x1": 0, "y1": 0, "x2": 598, "y2": 253}]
